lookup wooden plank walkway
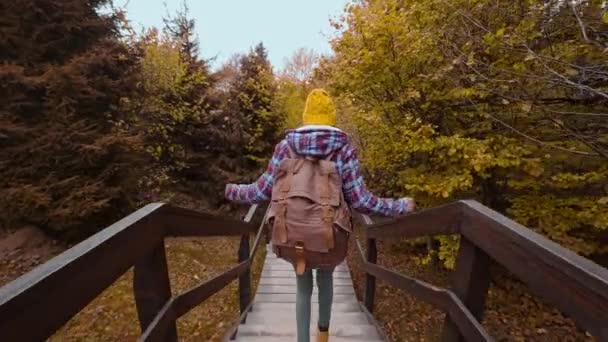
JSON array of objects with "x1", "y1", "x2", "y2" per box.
[{"x1": 233, "y1": 245, "x2": 384, "y2": 342}]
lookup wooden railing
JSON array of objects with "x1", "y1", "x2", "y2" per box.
[
  {"x1": 0, "y1": 203, "x2": 267, "y2": 342},
  {"x1": 2, "y1": 199, "x2": 607, "y2": 341},
  {"x1": 356, "y1": 200, "x2": 608, "y2": 342}
]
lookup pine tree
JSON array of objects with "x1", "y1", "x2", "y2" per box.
[
  {"x1": 163, "y1": 1, "x2": 208, "y2": 73},
  {"x1": 131, "y1": 11, "x2": 250, "y2": 205},
  {"x1": 0, "y1": 0, "x2": 141, "y2": 239},
  {"x1": 228, "y1": 43, "x2": 282, "y2": 165}
]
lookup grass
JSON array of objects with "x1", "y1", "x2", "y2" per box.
[{"x1": 49, "y1": 236, "x2": 266, "y2": 342}]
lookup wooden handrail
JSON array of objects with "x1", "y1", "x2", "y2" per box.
[
  {"x1": 140, "y1": 260, "x2": 251, "y2": 341},
  {"x1": 366, "y1": 201, "x2": 463, "y2": 239},
  {"x1": 0, "y1": 202, "x2": 267, "y2": 341},
  {"x1": 358, "y1": 199, "x2": 608, "y2": 342},
  {"x1": 355, "y1": 240, "x2": 492, "y2": 342},
  {"x1": 220, "y1": 206, "x2": 271, "y2": 341},
  {"x1": 249, "y1": 204, "x2": 270, "y2": 259},
  {"x1": 160, "y1": 204, "x2": 258, "y2": 237},
  {"x1": 3, "y1": 199, "x2": 607, "y2": 341}
]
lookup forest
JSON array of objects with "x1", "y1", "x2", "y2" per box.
[{"x1": 0, "y1": 0, "x2": 607, "y2": 341}]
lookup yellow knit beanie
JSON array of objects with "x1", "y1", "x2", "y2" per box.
[{"x1": 302, "y1": 88, "x2": 337, "y2": 126}]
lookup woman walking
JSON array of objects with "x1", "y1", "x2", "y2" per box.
[{"x1": 225, "y1": 89, "x2": 415, "y2": 342}]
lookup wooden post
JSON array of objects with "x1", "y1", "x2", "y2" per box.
[
  {"x1": 441, "y1": 236, "x2": 491, "y2": 342},
  {"x1": 364, "y1": 238, "x2": 377, "y2": 313},
  {"x1": 134, "y1": 240, "x2": 177, "y2": 342},
  {"x1": 238, "y1": 233, "x2": 251, "y2": 321}
]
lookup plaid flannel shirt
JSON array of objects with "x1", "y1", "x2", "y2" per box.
[{"x1": 225, "y1": 127, "x2": 409, "y2": 217}]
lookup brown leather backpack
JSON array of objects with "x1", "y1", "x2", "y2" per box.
[{"x1": 266, "y1": 147, "x2": 352, "y2": 275}]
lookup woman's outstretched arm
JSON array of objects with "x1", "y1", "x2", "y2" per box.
[
  {"x1": 339, "y1": 144, "x2": 414, "y2": 217},
  {"x1": 225, "y1": 140, "x2": 290, "y2": 204}
]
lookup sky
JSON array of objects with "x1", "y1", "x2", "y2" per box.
[{"x1": 119, "y1": 0, "x2": 351, "y2": 70}]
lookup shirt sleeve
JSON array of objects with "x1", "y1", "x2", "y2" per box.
[
  {"x1": 225, "y1": 140, "x2": 290, "y2": 204},
  {"x1": 339, "y1": 144, "x2": 410, "y2": 217}
]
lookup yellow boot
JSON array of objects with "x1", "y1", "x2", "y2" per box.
[{"x1": 317, "y1": 329, "x2": 329, "y2": 342}]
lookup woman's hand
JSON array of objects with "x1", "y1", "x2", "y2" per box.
[{"x1": 402, "y1": 197, "x2": 416, "y2": 214}]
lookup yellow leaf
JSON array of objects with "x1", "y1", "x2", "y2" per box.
[{"x1": 406, "y1": 89, "x2": 421, "y2": 99}]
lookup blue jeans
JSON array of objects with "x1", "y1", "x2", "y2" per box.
[{"x1": 296, "y1": 269, "x2": 333, "y2": 342}]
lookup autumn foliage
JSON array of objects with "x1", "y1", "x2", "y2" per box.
[
  {"x1": 0, "y1": 0, "x2": 142, "y2": 238},
  {"x1": 1, "y1": 0, "x2": 606, "y2": 264},
  {"x1": 318, "y1": 0, "x2": 608, "y2": 266},
  {"x1": 0, "y1": 0, "x2": 281, "y2": 239}
]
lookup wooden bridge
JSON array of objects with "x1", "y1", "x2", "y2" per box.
[
  {"x1": 1, "y1": 200, "x2": 607, "y2": 341},
  {"x1": 232, "y1": 245, "x2": 383, "y2": 341}
]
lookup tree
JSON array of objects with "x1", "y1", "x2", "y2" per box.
[
  {"x1": 274, "y1": 80, "x2": 308, "y2": 130},
  {"x1": 227, "y1": 43, "x2": 283, "y2": 165},
  {"x1": 210, "y1": 53, "x2": 242, "y2": 106},
  {"x1": 0, "y1": 0, "x2": 142, "y2": 238},
  {"x1": 321, "y1": 0, "x2": 608, "y2": 267},
  {"x1": 274, "y1": 48, "x2": 320, "y2": 129},
  {"x1": 163, "y1": 1, "x2": 207, "y2": 72},
  {"x1": 280, "y1": 47, "x2": 319, "y2": 83},
  {"x1": 129, "y1": 17, "x2": 247, "y2": 205}
]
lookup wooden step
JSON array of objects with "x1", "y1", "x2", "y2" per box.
[
  {"x1": 234, "y1": 323, "x2": 381, "y2": 340},
  {"x1": 254, "y1": 293, "x2": 358, "y2": 303},
  {"x1": 256, "y1": 285, "x2": 355, "y2": 295},
  {"x1": 261, "y1": 270, "x2": 351, "y2": 279},
  {"x1": 233, "y1": 336, "x2": 383, "y2": 342},
  {"x1": 245, "y1": 312, "x2": 370, "y2": 326},
  {"x1": 233, "y1": 247, "x2": 383, "y2": 341},
  {"x1": 258, "y1": 277, "x2": 354, "y2": 286},
  {"x1": 250, "y1": 302, "x2": 362, "y2": 313}
]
